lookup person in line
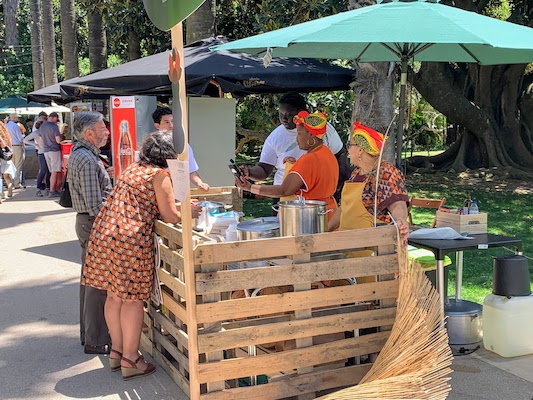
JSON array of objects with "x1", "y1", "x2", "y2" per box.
[
  {"x1": 0, "y1": 122, "x2": 17, "y2": 199},
  {"x1": 24, "y1": 120, "x2": 50, "y2": 197},
  {"x1": 32, "y1": 112, "x2": 48, "y2": 132},
  {"x1": 39, "y1": 112, "x2": 63, "y2": 197},
  {"x1": 236, "y1": 111, "x2": 339, "y2": 216},
  {"x1": 82, "y1": 130, "x2": 200, "y2": 380},
  {"x1": 238, "y1": 92, "x2": 347, "y2": 205},
  {"x1": 152, "y1": 107, "x2": 209, "y2": 191},
  {"x1": 68, "y1": 112, "x2": 113, "y2": 355},
  {"x1": 5, "y1": 113, "x2": 25, "y2": 189},
  {"x1": 328, "y1": 122, "x2": 409, "y2": 242}
]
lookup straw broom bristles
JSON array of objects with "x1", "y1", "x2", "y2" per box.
[{"x1": 316, "y1": 238, "x2": 453, "y2": 400}]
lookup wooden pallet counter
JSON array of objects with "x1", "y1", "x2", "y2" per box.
[{"x1": 143, "y1": 222, "x2": 401, "y2": 400}]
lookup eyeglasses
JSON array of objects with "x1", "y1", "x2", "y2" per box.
[{"x1": 345, "y1": 142, "x2": 357, "y2": 150}]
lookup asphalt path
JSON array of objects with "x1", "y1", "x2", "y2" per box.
[
  {"x1": 0, "y1": 181, "x2": 186, "y2": 400},
  {"x1": 2, "y1": 181, "x2": 533, "y2": 400}
]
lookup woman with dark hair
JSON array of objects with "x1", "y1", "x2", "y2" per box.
[{"x1": 82, "y1": 130, "x2": 200, "y2": 380}]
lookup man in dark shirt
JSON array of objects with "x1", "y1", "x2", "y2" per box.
[
  {"x1": 39, "y1": 112, "x2": 63, "y2": 197},
  {"x1": 67, "y1": 111, "x2": 112, "y2": 354}
]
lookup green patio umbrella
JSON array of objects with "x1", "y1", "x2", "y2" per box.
[
  {"x1": 0, "y1": 95, "x2": 51, "y2": 113},
  {"x1": 214, "y1": 0, "x2": 533, "y2": 162}
]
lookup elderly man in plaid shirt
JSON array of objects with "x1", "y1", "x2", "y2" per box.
[{"x1": 67, "y1": 111, "x2": 113, "y2": 355}]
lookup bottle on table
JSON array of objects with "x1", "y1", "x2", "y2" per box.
[{"x1": 469, "y1": 201, "x2": 479, "y2": 214}]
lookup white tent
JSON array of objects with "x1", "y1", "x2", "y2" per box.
[{"x1": 0, "y1": 103, "x2": 70, "y2": 115}]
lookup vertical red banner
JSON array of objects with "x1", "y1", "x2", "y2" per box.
[{"x1": 111, "y1": 96, "x2": 137, "y2": 177}]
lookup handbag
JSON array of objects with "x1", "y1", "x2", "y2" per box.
[
  {"x1": 59, "y1": 174, "x2": 72, "y2": 208},
  {"x1": 0, "y1": 146, "x2": 13, "y2": 161}
]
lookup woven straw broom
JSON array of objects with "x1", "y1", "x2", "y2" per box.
[{"x1": 316, "y1": 238, "x2": 453, "y2": 400}]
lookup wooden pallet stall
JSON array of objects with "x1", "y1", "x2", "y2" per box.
[{"x1": 143, "y1": 223, "x2": 401, "y2": 400}]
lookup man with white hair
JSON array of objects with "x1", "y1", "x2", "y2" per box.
[
  {"x1": 68, "y1": 111, "x2": 112, "y2": 354},
  {"x1": 5, "y1": 113, "x2": 25, "y2": 188}
]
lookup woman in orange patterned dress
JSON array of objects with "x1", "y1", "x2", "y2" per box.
[{"x1": 82, "y1": 131, "x2": 200, "y2": 380}]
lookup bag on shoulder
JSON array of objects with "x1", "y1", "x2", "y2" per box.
[
  {"x1": 0, "y1": 146, "x2": 13, "y2": 161},
  {"x1": 59, "y1": 175, "x2": 72, "y2": 208}
]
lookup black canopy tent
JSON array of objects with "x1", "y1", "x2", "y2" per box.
[{"x1": 28, "y1": 36, "x2": 354, "y2": 104}]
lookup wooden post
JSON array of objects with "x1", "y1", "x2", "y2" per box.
[{"x1": 171, "y1": 23, "x2": 200, "y2": 400}]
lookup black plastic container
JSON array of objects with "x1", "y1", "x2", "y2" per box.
[{"x1": 492, "y1": 255, "x2": 531, "y2": 297}]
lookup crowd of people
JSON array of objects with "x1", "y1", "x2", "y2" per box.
[
  {"x1": 1, "y1": 111, "x2": 65, "y2": 202},
  {"x1": 4, "y1": 96, "x2": 410, "y2": 381}
]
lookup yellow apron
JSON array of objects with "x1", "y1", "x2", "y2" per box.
[
  {"x1": 280, "y1": 161, "x2": 297, "y2": 202},
  {"x1": 340, "y1": 180, "x2": 376, "y2": 283}
]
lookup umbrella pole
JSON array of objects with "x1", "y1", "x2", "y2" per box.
[{"x1": 396, "y1": 57, "x2": 408, "y2": 170}]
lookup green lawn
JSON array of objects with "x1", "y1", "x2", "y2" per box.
[{"x1": 243, "y1": 172, "x2": 533, "y2": 305}]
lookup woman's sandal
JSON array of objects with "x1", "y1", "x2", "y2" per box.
[
  {"x1": 109, "y1": 349, "x2": 123, "y2": 372},
  {"x1": 121, "y1": 354, "x2": 156, "y2": 381}
]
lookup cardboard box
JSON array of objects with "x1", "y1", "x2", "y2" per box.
[{"x1": 436, "y1": 211, "x2": 488, "y2": 234}]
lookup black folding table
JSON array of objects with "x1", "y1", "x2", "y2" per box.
[{"x1": 408, "y1": 233, "x2": 523, "y2": 308}]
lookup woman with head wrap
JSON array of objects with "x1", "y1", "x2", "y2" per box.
[
  {"x1": 236, "y1": 111, "x2": 339, "y2": 216},
  {"x1": 328, "y1": 122, "x2": 409, "y2": 240}
]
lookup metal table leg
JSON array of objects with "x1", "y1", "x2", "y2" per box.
[
  {"x1": 455, "y1": 251, "x2": 464, "y2": 301},
  {"x1": 436, "y1": 259, "x2": 445, "y2": 308}
]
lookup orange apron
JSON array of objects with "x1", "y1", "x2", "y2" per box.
[
  {"x1": 280, "y1": 161, "x2": 297, "y2": 202},
  {"x1": 340, "y1": 179, "x2": 376, "y2": 283}
]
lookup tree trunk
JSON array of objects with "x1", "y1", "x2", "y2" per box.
[
  {"x1": 29, "y1": 0, "x2": 45, "y2": 90},
  {"x1": 88, "y1": 10, "x2": 107, "y2": 72},
  {"x1": 59, "y1": 0, "x2": 79, "y2": 79},
  {"x1": 3, "y1": 0, "x2": 20, "y2": 46},
  {"x1": 185, "y1": 0, "x2": 216, "y2": 44},
  {"x1": 348, "y1": 0, "x2": 396, "y2": 162},
  {"x1": 127, "y1": 30, "x2": 141, "y2": 61},
  {"x1": 41, "y1": 0, "x2": 58, "y2": 86},
  {"x1": 412, "y1": 62, "x2": 533, "y2": 178}
]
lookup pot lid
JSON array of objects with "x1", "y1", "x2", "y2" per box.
[
  {"x1": 444, "y1": 299, "x2": 482, "y2": 315},
  {"x1": 278, "y1": 200, "x2": 327, "y2": 207},
  {"x1": 237, "y1": 217, "x2": 280, "y2": 232}
]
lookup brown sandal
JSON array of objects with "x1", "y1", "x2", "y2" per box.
[
  {"x1": 121, "y1": 354, "x2": 156, "y2": 381},
  {"x1": 109, "y1": 349, "x2": 122, "y2": 372}
]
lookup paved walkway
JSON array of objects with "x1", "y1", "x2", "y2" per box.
[{"x1": 1, "y1": 181, "x2": 533, "y2": 399}]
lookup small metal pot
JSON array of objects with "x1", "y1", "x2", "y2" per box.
[
  {"x1": 275, "y1": 200, "x2": 330, "y2": 236},
  {"x1": 236, "y1": 217, "x2": 280, "y2": 240}
]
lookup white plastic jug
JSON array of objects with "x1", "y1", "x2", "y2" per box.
[{"x1": 483, "y1": 293, "x2": 533, "y2": 357}]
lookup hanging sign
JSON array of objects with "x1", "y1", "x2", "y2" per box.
[{"x1": 142, "y1": 0, "x2": 206, "y2": 31}]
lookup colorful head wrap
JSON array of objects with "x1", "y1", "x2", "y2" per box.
[
  {"x1": 293, "y1": 111, "x2": 327, "y2": 139},
  {"x1": 352, "y1": 122, "x2": 385, "y2": 156}
]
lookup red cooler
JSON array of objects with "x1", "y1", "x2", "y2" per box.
[{"x1": 61, "y1": 141, "x2": 74, "y2": 173}]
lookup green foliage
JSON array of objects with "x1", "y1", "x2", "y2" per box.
[{"x1": 483, "y1": 0, "x2": 513, "y2": 20}]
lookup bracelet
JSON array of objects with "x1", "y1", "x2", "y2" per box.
[{"x1": 250, "y1": 184, "x2": 261, "y2": 195}]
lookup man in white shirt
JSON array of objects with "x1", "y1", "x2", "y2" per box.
[
  {"x1": 240, "y1": 92, "x2": 349, "y2": 201},
  {"x1": 151, "y1": 107, "x2": 210, "y2": 191}
]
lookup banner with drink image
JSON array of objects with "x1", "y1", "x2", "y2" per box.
[{"x1": 110, "y1": 96, "x2": 137, "y2": 178}]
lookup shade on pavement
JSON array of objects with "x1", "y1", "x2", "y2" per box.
[{"x1": 214, "y1": 0, "x2": 533, "y2": 162}]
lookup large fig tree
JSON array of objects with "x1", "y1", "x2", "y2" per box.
[{"x1": 410, "y1": 0, "x2": 533, "y2": 178}]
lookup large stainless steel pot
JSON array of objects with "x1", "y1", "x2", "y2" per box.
[
  {"x1": 236, "y1": 217, "x2": 280, "y2": 240},
  {"x1": 275, "y1": 200, "x2": 329, "y2": 236},
  {"x1": 445, "y1": 299, "x2": 483, "y2": 355},
  {"x1": 193, "y1": 201, "x2": 227, "y2": 231}
]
